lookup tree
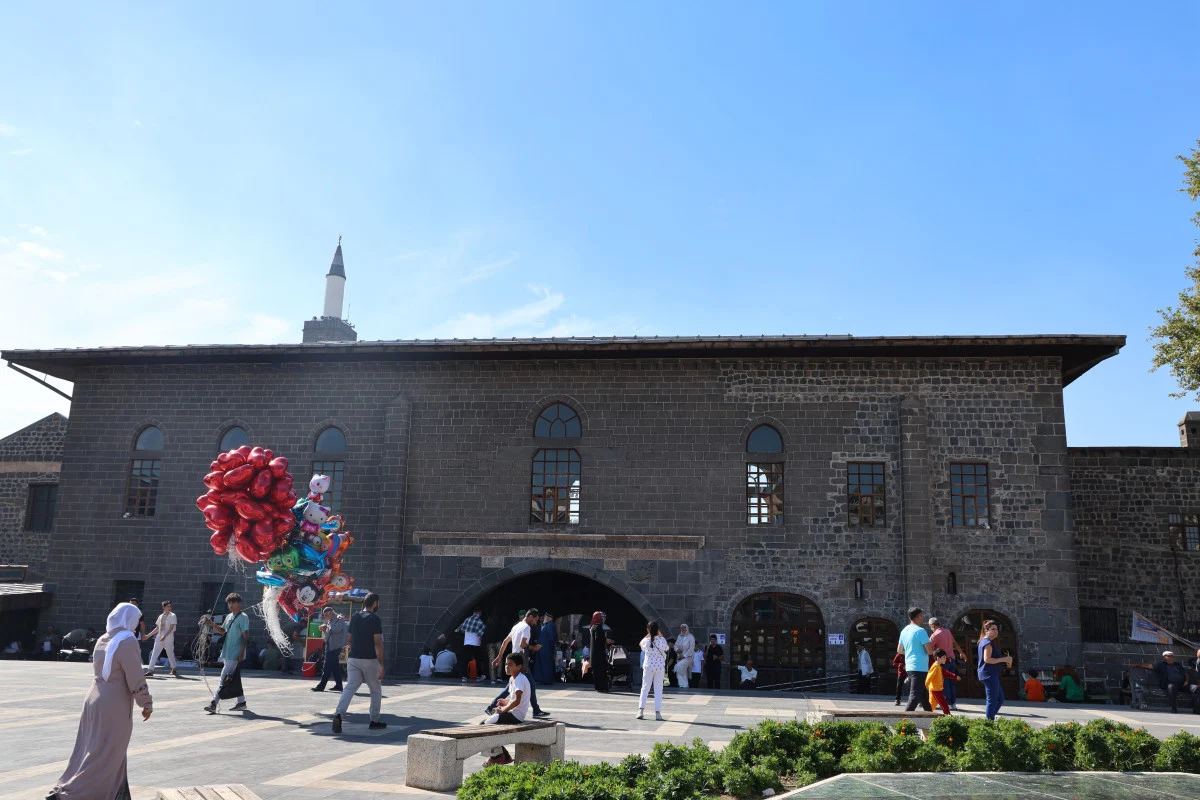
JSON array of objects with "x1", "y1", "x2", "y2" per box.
[{"x1": 1150, "y1": 140, "x2": 1200, "y2": 397}]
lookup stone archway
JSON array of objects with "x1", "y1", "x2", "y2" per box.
[{"x1": 425, "y1": 559, "x2": 663, "y2": 654}]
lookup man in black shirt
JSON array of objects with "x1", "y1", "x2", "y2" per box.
[
  {"x1": 332, "y1": 592, "x2": 386, "y2": 733},
  {"x1": 704, "y1": 634, "x2": 724, "y2": 690}
]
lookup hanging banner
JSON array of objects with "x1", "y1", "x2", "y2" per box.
[{"x1": 1130, "y1": 611, "x2": 1197, "y2": 649}]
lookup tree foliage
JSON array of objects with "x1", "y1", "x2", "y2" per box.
[{"x1": 1150, "y1": 140, "x2": 1200, "y2": 397}]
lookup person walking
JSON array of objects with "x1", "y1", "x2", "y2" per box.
[
  {"x1": 898, "y1": 607, "x2": 934, "y2": 712},
  {"x1": 144, "y1": 600, "x2": 178, "y2": 677},
  {"x1": 455, "y1": 607, "x2": 487, "y2": 683},
  {"x1": 925, "y1": 648, "x2": 961, "y2": 715},
  {"x1": 977, "y1": 619, "x2": 1012, "y2": 720},
  {"x1": 588, "y1": 611, "x2": 612, "y2": 694},
  {"x1": 704, "y1": 634, "x2": 724, "y2": 690},
  {"x1": 927, "y1": 616, "x2": 959, "y2": 710},
  {"x1": 891, "y1": 652, "x2": 907, "y2": 706},
  {"x1": 203, "y1": 592, "x2": 249, "y2": 714},
  {"x1": 636, "y1": 621, "x2": 669, "y2": 720},
  {"x1": 48, "y1": 603, "x2": 153, "y2": 800},
  {"x1": 312, "y1": 607, "x2": 348, "y2": 693},
  {"x1": 490, "y1": 608, "x2": 550, "y2": 716},
  {"x1": 332, "y1": 592, "x2": 387, "y2": 733},
  {"x1": 856, "y1": 643, "x2": 874, "y2": 694},
  {"x1": 674, "y1": 623, "x2": 696, "y2": 689}
]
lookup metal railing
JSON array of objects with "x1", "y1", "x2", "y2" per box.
[{"x1": 758, "y1": 670, "x2": 868, "y2": 693}]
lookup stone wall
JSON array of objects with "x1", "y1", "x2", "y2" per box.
[
  {"x1": 41, "y1": 356, "x2": 1073, "y2": 676},
  {"x1": 0, "y1": 412, "x2": 67, "y2": 577},
  {"x1": 1070, "y1": 446, "x2": 1200, "y2": 677}
]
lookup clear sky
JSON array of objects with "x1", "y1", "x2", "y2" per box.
[{"x1": 2, "y1": 3, "x2": 1199, "y2": 445}]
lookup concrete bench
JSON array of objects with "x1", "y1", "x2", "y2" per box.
[
  {"x1": 156, "y1": 786, "x2": 262, "y2": 800},
  {"x1": 405, "y1": 721, "x2": 566, "y2": 791},
  {"x1": 804, "y1": 709, "x2": 943, "y2": 731}
]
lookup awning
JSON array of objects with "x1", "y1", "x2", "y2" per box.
[{"x1": 0, "y1": 583, "x2": 55, "y2": 612}]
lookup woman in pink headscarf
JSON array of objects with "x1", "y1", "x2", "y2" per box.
[
  {"x1": 48, "y1": 602, "x2": 153, "y2": 800},
  {"x1": 588, "y1": 611, "x2": 612, "y2": 693}
]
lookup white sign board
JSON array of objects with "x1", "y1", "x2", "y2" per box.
[
  {"x1": 708, "y1": 632, "x2": 726, "y2": 645},
  {"x1": 827, "y1": 633, "x2": 845, "y2": 646}
]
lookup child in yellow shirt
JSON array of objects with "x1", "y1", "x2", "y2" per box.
[{"x1": 925, "y1": 648, "x2": 961, "y2": 715}]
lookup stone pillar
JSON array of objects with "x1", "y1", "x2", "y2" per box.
[
  {"x1": 898, "y1": 395, "x2": 933, "y2": 613},
  {"x1": 371, "y1": 394, "x2": 411, "y2": 667}
]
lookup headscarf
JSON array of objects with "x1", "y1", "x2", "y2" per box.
[
  {"x1": 102, "y1": 602, "x2": 142, "y2": 681},
  {"x1": 590, "y1": 611, "x2": 604, "y2": 626}
]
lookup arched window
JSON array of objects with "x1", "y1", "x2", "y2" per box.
[
  {"x1": 534, "y1": 403, "x2": 581, "y2": 438},
  {"x1": 312, "y1": 426, "x2": 346, "y2": 512},
  {"x1": 746, "y1": 425, "x2": 784, "y2": 525},
  {"x1": 731, "y1": 593, "x2": 825, "y2": 688},
  {"x1": 219, "y1": 426, "x2": 250, "y2": 452},
  {"x1": 747, "y1": 425, "x2": 783, "y2": 453},
  {"x1": 530, "y1": 449, "x2": 581, "y2": 524},
  {"x1": 125, "y1": 426, "x2": 163, "y2": 517}
]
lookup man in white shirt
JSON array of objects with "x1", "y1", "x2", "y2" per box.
[
  {"x1": 434, "y1": 646, "x2": 458, "y2": 677},
  {"x1": 737, "y1": 659, "x2": 759, "y2": 689},
  {"x1": 856, "y1": 643, "x2": 874, "y2": 694},
  {"x1": 481, "y1": 653, "x2": 532, "y2": 765},
  {"x1": 489, "y1": 608, "x2": 549, "y2": 718},
  {"x1": 145, "y1": 600, "x2": 178, "y2": 677},
  {"x1": 675, "y1": 623, "x2": 696, "y2": 689}
]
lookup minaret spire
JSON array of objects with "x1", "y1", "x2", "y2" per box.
[{"x1": 303, "y1": 238, "x2": 358, "y2": 343}]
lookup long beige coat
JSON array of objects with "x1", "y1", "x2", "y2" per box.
[{"x1": 52, "y1": 633, "x2": 153, "y2": 799}]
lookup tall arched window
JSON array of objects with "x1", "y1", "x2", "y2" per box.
[
  {"x1": 534, "y1": 403, "x2": 581, "y2": 438},
  {"x1": 746, "y1": 425, "x2": 784, "y2": 525},
  {"x1": 731, "y1": 592, "x2": 825, "y2": 688},
  {"x1": 532, "y1": 403, "x2": 581, "y2": 523},
  {"x1": 849, "y1": 617, "x2": 899, "y2": 695},
  {"x1": 125, "y1": 426, "x2": 163, "y2": 517},
  {"x1": 312, "y1": 426, "x2": 346, "y2": 512},
  {"x1": 219, "y1": 426, "x2": 250, "y2": 452}
]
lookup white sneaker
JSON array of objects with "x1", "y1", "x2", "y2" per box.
[
  {"x1": 655, "y1": 712, "x2": 664, "y2": 721},
  {"x1": 635, "y1": 710, "x2": 644, "y2": 720},
  {"x1": 950, "y1": 704, "x2": 958, "y2": 711}
]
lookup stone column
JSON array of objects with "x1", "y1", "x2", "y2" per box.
[
  {"x1": 898, "y1": 395, "x2": 933, "y2": 613},
  {"x1": 371, "y1": 394, "x2": 411, "y2": 666}
]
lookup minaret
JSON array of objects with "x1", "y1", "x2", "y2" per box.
[{"x1": 302, "y1": 237, "x2": 358, "y2": 343}]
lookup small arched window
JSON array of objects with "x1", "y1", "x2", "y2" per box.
[
  {"x1": 312, "y1": 426, "x2": 347, "y2": 512},
  {"x1": 534, "y1": 403, "x2": 581, "y2": 438},
  {"x1": 747, "y1": 425, "x2": 783, "y2": 453},
  {"x1": 135, "y1": 426, "x2": 164, "y2": 451},
  {"x1": 219, "y1": 426, "x2": 250, "y2": 452},
  {"x1": 126, "y1": 426, "x2": 163, "y2": 517}
]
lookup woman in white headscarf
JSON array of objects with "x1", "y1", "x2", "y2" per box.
[
  {"x1": 47, "y1": 603, "x2": 153, "y2": 800},
  {"x1": 674, "y1": 623, "x2": 696, "y2": 689}
]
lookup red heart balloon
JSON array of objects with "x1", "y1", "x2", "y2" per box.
[
  {"x1": 203, "y1": 471, "x2": 226, "y2": 491},
  {"x1": 195, "y1": 494, "x2": 211, "y2": 512},
  {"x1": 233, "y1": 516, "x2": 251, "y2": 537},
  {"x1": 249, "y1": 469, "x2": 274, "y2": 500},
  {"x1": 234, "y1": 496, "x2": 267, "y2": 522},
  {"x1": 235, "y1": 536, "x2": 260, "y2": 563},
  {"x1": 268, "y1": 456, "x2": 289, "y2": 477},
  {"x1": 235, "y1": 445, "x2": 252, "y2": 458},
  {"x1": 248, "y1": 447, "x2": 267, "y2": 469},
  {"x1": 222, "y1": 464, "x2": 255, "y2": 489},
  {"x1": 210, "y1": 530, "x2": 231, "y2": 555}
]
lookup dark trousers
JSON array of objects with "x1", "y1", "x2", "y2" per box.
[
  {"x1": 489, "y1": 665, "x2": 542, "y2": 714},
  {"x1": 314, "y1": 648, "x2": 343, "y2": 691},
  {"x1": 705, "y1": 662, "x2": 721, "y2": 689},
  {"x1": 943, "y1": 660, "x2": 958, "y2": 706},
  {"x1": 905, "y1": 671, "x2": 931, "y2": 711},
  {"x1": 463, "y1": 644, "x2": 485, "y2": 680},
  {"x1": 667, "y1": 663, "x2": 679, "y2": 687},
  {"x1": 1166, "y1": 682, "x2": 1200, "y2": 713},
  {"x1": 895, "y1": 674, "x2": 907, "y2": 703},
  {"x1": 857, "y1": 674, "x2": 872, "y2": 694}
]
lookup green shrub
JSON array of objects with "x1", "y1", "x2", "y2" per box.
[
  {"x1": 928, "y1": 715, "x2": 970, "y2": 751},
  {"x1": 840, "y1": 723, "x2": 948, "y2": 774},
  {"x1": 1034, "y1": 722, "x2": 1079, "y2": 771},
  {"x1": 459, "y1": 761, "x2": 637, "y2": 800},
  {"x1": 792, "y1": 750, "x2": 840, "y2": 780},
  {"x1": 637, "y1": 739, "x2": 722, "y2": 800},
  {"x1": 1156, "y1": 731, "x2": 1200, "y2": 772},
  {"x1": 1073, "y1": 718, "x2": 1159, "y2": 772},
  {"x1": 957, "y1": 719, "x2": 1038, "y2": 772}
]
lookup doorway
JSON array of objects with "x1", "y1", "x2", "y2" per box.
[
  {"x1": 731, "y1": 593, "x2": 825, "y2": 688},
  {"x1": 952, "y1": 609, "x2": 1019, "y2": 699},
  {"x1": 850, "y1": 617, "x2": 899, "y2": 694}
]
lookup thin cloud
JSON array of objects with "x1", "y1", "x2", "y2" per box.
[
  {"x1": 427, "y1": 285, "x2": 565, "y2": 339},
  {"x1": 456, "y1": 253, "x2": 518, "y2": 288},
  {"x1": 0, "y1": 123, "x2": 16, "y2": 136},
  {"x1": 42, "y1": 269, "x2": 78, "y2": 283},
  {"x1": 18, "y1": 241, "x2": 63, "y2": 259},
  {"x1": 18, "y1": 224, "x2": 48, "y2": 237}
]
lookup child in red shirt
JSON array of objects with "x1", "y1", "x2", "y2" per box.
[{"x1": 892, "y1": 652, "x2": 907, "y2": 706}]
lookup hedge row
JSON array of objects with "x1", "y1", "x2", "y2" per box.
[{"x1": 457, "y1": 717, "x2": 1200, "y2": 800}]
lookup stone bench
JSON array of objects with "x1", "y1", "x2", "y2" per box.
[
  {"x1": 157, "y1": 786, "x2": 262, "y2": 800},
  {"x1": 405, "y1": 721, "x2": 566, "y2": 791},
  {"x1": 804, "y1": 709, "x2": 943, "y2": 731}
]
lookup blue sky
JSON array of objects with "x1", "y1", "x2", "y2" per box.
[{"x1": 2, "y1": 3, "x2": 1199, "y2": 444}]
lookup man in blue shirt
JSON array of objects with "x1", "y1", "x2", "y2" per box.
[
  {"x1": 203, "y1": 592, "x2": 250, "y2": 713},
  {"x1": 897, "y1": 606, "x2": 934, "y2": 712}
]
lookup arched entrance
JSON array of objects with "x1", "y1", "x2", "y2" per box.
[
  {"x1": 731, "y1": 593, "x2": 825, "y2": 688},
  {"x1": 952, "y1": 609, "x2": 1019, "y2": 699},
  {"x1": 849, "y1": 617, "x2": 899, "y2": 695}
]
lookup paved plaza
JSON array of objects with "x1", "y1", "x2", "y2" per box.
[{"x1": 4, "y1": 662, "x2": 1200, "y2": 799}]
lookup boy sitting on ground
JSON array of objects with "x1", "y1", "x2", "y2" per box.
[
  {"x1": 1023, "y1": 670, "x2": 1046, "y2": 702},
  {"x1": 482, "y1": 653, "x2": 531, "y2": 766}
]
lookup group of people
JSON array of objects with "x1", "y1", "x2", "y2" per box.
[{"x1": 893, "y1": 607, "x2": 1011, "y2": 719}]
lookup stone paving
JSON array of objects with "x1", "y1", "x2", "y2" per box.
[{"x1": 5, "y1": 662, "x2": 1200, "y2": 799}]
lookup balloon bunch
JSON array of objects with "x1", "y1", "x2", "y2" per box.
[
  {"x1": 196, "y1": 445, "x2": 297, "y2": 563},
  {"x1": 197, "y1": 447, "x2": 366, "y2": 632}
]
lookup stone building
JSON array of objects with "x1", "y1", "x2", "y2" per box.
[{"x1": 2, "y1": 242, "x2": 1195, "y2": 693}]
